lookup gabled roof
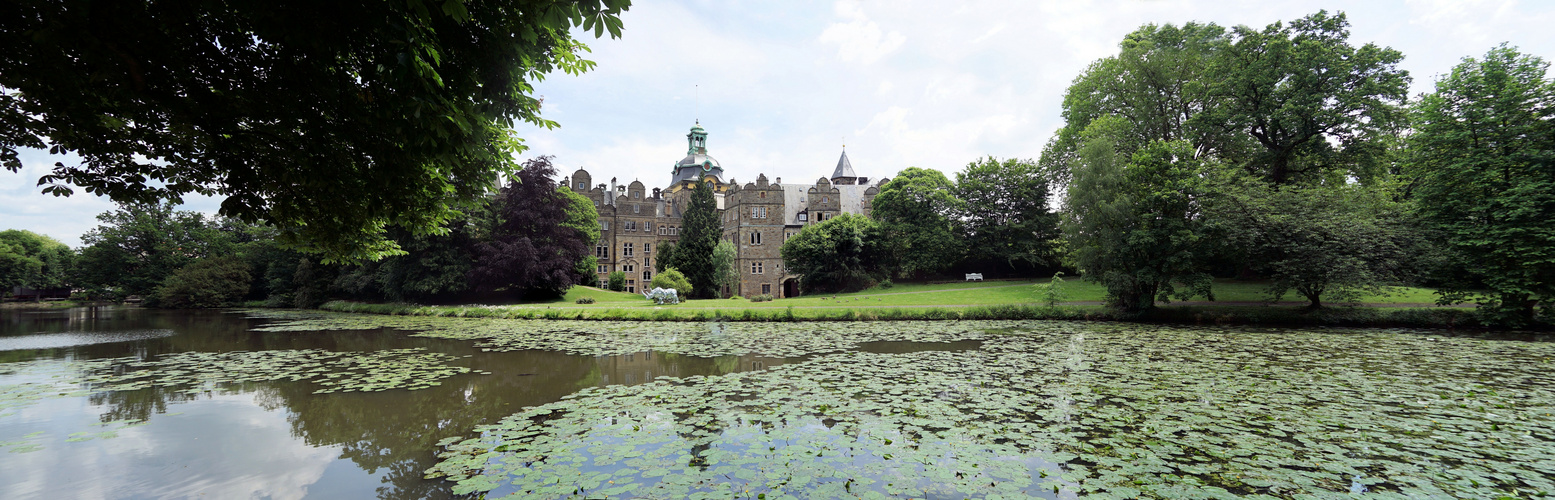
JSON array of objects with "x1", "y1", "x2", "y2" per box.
[{"x1": 831, "y1": 150, "x2": 857, "y2": 180}]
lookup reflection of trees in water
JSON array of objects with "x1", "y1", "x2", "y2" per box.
[
  {"x1": 23, "y1": 308, "x2": 804, "y2": 499},
  {"x1": 89, "y1": 385, "x2": 199, "y2": 423}
]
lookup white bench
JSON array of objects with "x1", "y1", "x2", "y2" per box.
[{"x1": 965, "y1": 273, "x2": 983, "y2": 281}]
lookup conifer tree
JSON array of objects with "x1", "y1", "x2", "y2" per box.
[{"x1": 674, "y1": 181, "x2": 723, "y2": 299}]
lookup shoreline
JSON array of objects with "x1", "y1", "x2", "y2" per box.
[{"x1": 316, "y1": 300, "x2": 1537, "y2": 330}]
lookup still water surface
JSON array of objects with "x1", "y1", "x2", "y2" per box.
[
  {"x1": 3, "y1": 307, "x2": 1553, "y2": 499},
  {"x1": 0, "y1": 307, "x2": 803, "y2": 499}
]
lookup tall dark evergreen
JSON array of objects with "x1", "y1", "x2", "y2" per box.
[
  {"x1": 675, "y1": 181, "x2": 723, "y2": 299},
  {"x1": 470, "y1": 157, "x2": 591, "y2": 299}
]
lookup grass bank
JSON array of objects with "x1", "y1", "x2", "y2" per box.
[{"x1": 317, "y1": 300, "x2": 1521, "y2": 329}]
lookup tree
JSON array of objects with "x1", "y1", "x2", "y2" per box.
[
  {"x1": 670, "y1": 180, "x2": 723, "y2": 299},
  {"x1": 781, "y1": 213, "x2": 888, "y2": 294},
  {"x1": 607, "y1": 271, "x2": 626, "y2": 292},
  {"x1": 0, "y1": 0, "x2": 630, "y2": 262},
  {"x1": 0, "y1": 229, "x2": 73, "y2": 298},
  {"x1": 870, "y1": 167, "x2": 963, "y2": 278},
  {"x1": 709, "y1": 240, "x2": 737, "y2": 297},
  {"x1": 1041, "y1": 21, "x2": 1240, "y2": 184},
  {"x1": 77, "y1": 201, "x2": 231, "y2": 297},
  {"x1": 653, "y1": 241, "x2": 677, "y2": 272},
  {"x1": 558, "y1": 186, "x2": 601, "y2": 283},
  {"x1": 152, "y1": 256, "x2": 252, "y2": 308},
  {"x1": 1065, "y1": 118, "x2": 1215, "y2": 311},
  {"x1": 1210, "y1": 182, "x2": 1408, "y2": 308},
  {"x1": 1409, "y1": 44, "x2": 1555, "y2": 323},
  {"x1": 650, "y1": 267, "x2": 693, "y2": 297},
  {"x1": 470, "y1": 156, "x2": 591, "y2": 299},
  {"x1": 1210, "y1": 11, "x2": 1409, "y2": 185},
  {"x1": 954, "y1": 157, "x2": 1061, "y2": 273}
]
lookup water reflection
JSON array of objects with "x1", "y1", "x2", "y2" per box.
[{"x1": 0, "y1": 307, "x2": 798, "y2": 499}]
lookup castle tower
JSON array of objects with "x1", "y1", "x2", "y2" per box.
[
  {"x1": 830, "y1": 146, "x2": 858, "y2": 185},
  {"x1": 668, "y1": 121, "x2": 726, "y2": 191}
]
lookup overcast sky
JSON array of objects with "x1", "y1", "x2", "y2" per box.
[{"x1": 6, "y1": 0, "x2": 1554, "y2": 247}]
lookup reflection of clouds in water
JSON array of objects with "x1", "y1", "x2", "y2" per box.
[
  {"x1": 0, "y1": 393, "x2": 342, "y2": 500},
  {"x1": 0, "y1": 329, "x2": 175, "y2": 351}
]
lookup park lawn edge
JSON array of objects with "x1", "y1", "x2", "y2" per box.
[{"x1": 313, "y1": 300, "x2": 1542, "y2": 330}]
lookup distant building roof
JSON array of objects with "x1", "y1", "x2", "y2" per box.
[{"x1": 831, "y1": 149, "x2": 857, "y2": 181}]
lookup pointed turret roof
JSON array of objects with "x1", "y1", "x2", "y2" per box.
[{"x1": 831, "y1": 149, "x2": 857, "y2": 181}]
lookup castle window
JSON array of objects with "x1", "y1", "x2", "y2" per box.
[
  {"x1": 750, "y1": 206, "x2": 767, "y2": 219},
  {"x1": 597, "y1": 264, "x2": 607, "y2": 274},
  {"x1": 644, "y1": 243, "x2": 652, "y2": 255},
  {"x1": 642, "y1": 270, "x2": 652, "y2": 281},
  {"x1": 762, "y1": 284, "x2": 771, "y2": 295},
  {"x1": 634, "y1": 204, "x2": 640, "y2": 213},
  {"x1": 596, "y1": 245, "x2": 609, "y2": 259},
  {"x1": 751, "y1": 262, "x2": 764, "y2": 274},
  {"x1": 749, "y1": 231, "x2": 762, "y2": 245},
  {"x1": 625, "y1": 220, "x2": 636, "y2": 231},
  {"x1": 577, "y1": 181, "x2": 586, "y2": 190},
  {"x1": 624, "y1": 264, "x2": 635, "y2": 273},
  {"x1": 798, "y1": 213, "x2": 807, "y2": 222},
  {"x1": 599, "y1": 279, "x2": 608, "y2": 288},
  {"x1": 644, "y1": 221, "x2": 653, "y2": 232},
  {"x1": 759, "y1": 191, "x2": 766, "y2": 198},
  {"x1": 623, "y1": 243, "x2": 634, "y2": 257},
  {"x1": 601, "y1": 221, "x2": 610, "y2": 231}
]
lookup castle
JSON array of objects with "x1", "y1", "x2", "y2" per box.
[{"x1": 569, "y1": 122, "x2": 889, "y2": 298}]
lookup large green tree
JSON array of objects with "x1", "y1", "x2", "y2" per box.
[
  {"x1": 1065, "y1": 118, "x2": 1215, "y2": 311},
  {"x1": 0, "y1": 229, "x2": 74, "y2": 296},
  {"x1": 781, "y1": 213, "x2": 888, "y2": 294},
  {"x1": 1042, "y1": 21, "x2": 1240, "y2": 184},
  {"x1": 0, "y1": 0, "x2": 629, "y2": 262},
  {"x1": 1409, "y1": 44, "x2": 1555, "y2": 323},
  {"x1": 954, "y1": 156, "x2": 1060, "y2": 273},
  {"x1": 870, "y1": 167, "x2": 963, "y2": 278},
  {"x1": 1210, "y1": 11, "x2": 1409, "y2": 185},
  {"x1": 77, "y1": 201, "x2": 232, "y2": 297},
  {"x1": 558, "y1": 185, "x2": 602, "y2": 283},
  {"x1": 667, "y1": 181, "x2": 723, "y2": 299}
]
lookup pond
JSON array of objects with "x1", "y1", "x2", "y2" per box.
[{"x1": 0, "y1": 307, "x2": 1551, "y2": 499}]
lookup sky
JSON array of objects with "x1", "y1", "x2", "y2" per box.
[{"x1": 5, "y1": 0, "x2": 1554, "y2": 247}]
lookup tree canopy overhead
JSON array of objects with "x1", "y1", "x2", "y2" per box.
[{"x1": 0, "y1": 0, "x2": 630, "y2": 262}]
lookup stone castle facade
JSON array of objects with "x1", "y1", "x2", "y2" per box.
[{"x1": 570, "y1": 122, "x2": 888, "y2": 298}]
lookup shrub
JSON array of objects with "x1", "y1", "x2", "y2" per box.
[
  {"x1": 750, "y1": 294, "x2": 774, "y2": 302},
  {"x1": 1032, "y1": 272, "x2": 1068, "y2": 307},
  {"x1": 650, "y1": 267, "x2": 693, "y2": 296},
  {"x1": 730, "y1": 295, "x2": 743, "y2": 301},
  {"x1": 575, "y1": 297, "x2": 596, "y2": 304},
  {"x1": 607, "y1": 271, "x2": 626, "y2": 291},
  {"x1": 153, "y1": 256, "x2": 252, "y2": 308},
  {"x1": 878, "y1": 279, "x2": 893, "y2": 289}
]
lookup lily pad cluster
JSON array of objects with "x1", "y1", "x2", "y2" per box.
[
  {"x1": 2, "y1": 347, "x2": 472, "y2": 422},
  {"x1": 246, "y1": 310, "x2": 1011, "y2": 358},
  {"x1": 427, "y1": 325, "x2": 1555, "y2": 499},
  {"x1": 71, "y1": 348, "x2": 473, "y2": 394}
]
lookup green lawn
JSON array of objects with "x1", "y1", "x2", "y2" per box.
[{"x1": 510, "y1": 278, "x2": 1446, "y2": 310}]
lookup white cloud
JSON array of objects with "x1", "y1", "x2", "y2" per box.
[{"x1": 818, "y1": 1, "x2": 906, "y2": 64}]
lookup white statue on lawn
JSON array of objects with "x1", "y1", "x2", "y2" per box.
[{"x1": 642, "y1": 287, "x2": 679, "y2": 305}]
